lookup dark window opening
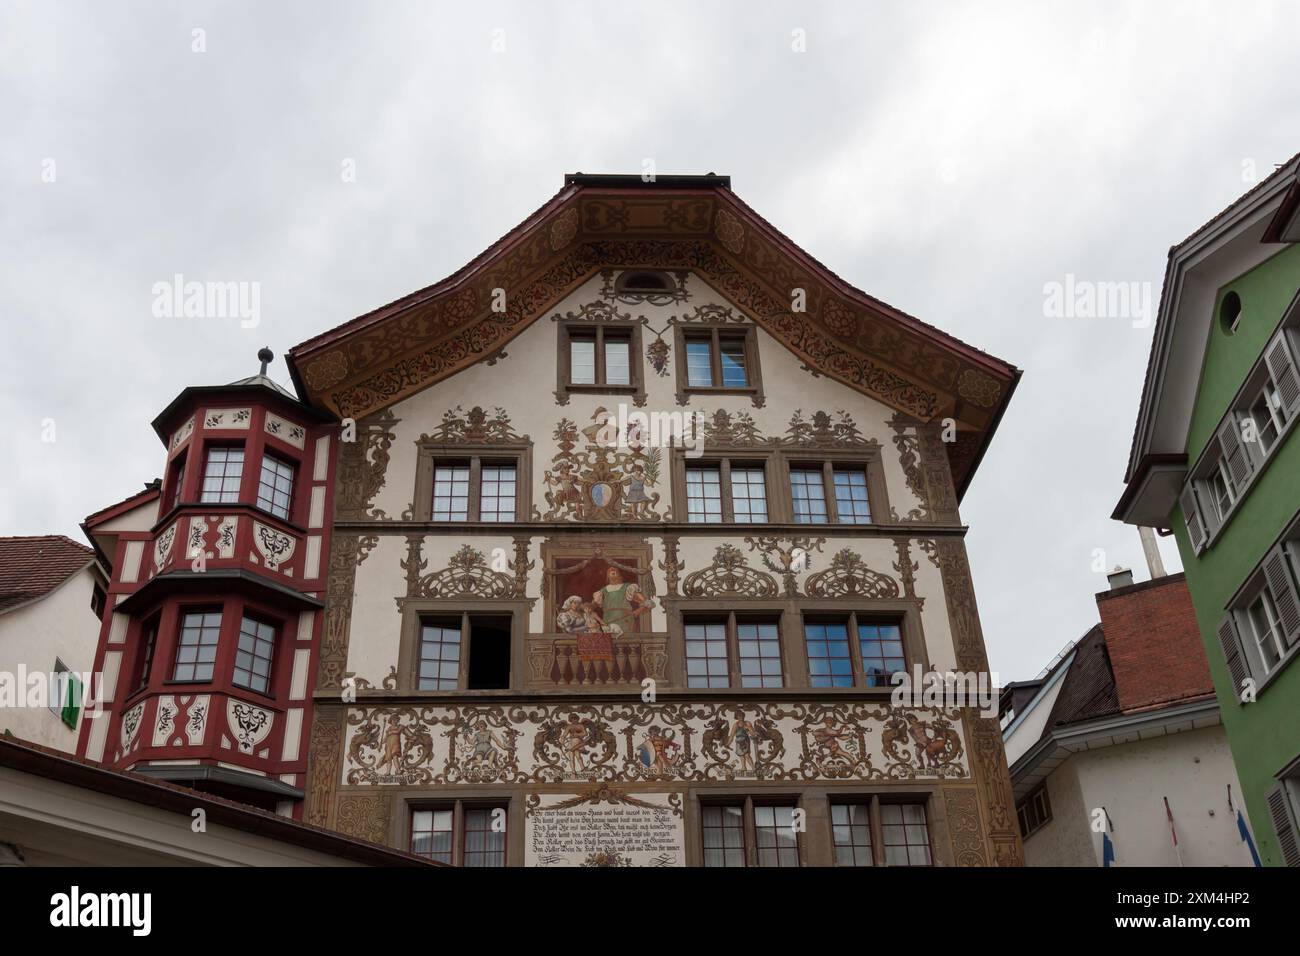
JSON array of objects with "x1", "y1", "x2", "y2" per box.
[{"x1": 466, "y1": 616, "x2": 512, "y2": 690}]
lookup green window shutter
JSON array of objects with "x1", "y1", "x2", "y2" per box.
[
  {"x1": 1216, "y1": 614, "x2": 1250, "y2": 701},
  {"x1": 60, "y1": 673, "x2": 82, "y2": 729},
  {"x1": 1266, "y1": 783, "x2": 1300, "y2": 867}
]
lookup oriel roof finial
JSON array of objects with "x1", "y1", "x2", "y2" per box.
[{"x1": 257, "y1": 347, "x2": 274, "y2": 376}]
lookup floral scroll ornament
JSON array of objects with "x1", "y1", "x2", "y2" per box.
[
  {"x1": 682, "y1": 544, "x2": 779, "y2": 598},
  {"x1": 645, "y1": 328, "x2": 670, "y2": 376},
  {"x1": 804, "y1": 548, "x2": 900, "y2": 599},
  {"x1": 404, "y1": 544, "x2": 520, "y2": 600}
]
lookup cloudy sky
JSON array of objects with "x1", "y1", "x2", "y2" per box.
[{"x1": 4, "y1": 1, "x2": 1298, "y2": 680}]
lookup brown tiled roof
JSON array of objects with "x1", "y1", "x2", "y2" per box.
[{"x1": 0, "y1": 535, "x2": 95, "y2": 614}]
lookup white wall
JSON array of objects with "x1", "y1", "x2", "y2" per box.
[
  {"x1": 1023, "y1": 725, "x2": 1253, "y2": 867},
  {"x1": 0, "y1": 567, "x2": 102, "y2": 751}
]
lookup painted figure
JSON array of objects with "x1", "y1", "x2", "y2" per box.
[
  {"x1": 623, "y1": 463, "x2": 651, "y2": 518},
  {"x1": 727, "y1": 714, "x2": 756, "y2": 774},
  {"x1": 463, "y1": 719, "x2": 507, "y2": 770},
  {"x1": 591, "y1": 567, "x2": 651, "y2": 635},
  {"x1": 556, "y1": 595, "x2": 587, "y2": 634},
  {"x1": 377, "y1": 714, "x2": 405, "y2": 774}
]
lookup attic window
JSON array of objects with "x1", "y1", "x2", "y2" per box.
[
  {"x1": 1220, "y1": 291, "x2": 1242, "y2": 335},
  {"x1": 616, "y1": 271, "x2": 672, "y2": 294}
]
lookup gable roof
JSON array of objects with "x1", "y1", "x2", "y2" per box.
[
  {"x1": 1116, "y1": 150, "x2": 1300, "y2": 524},
  {"x1": 288, "y1": 173, "x2": 1020, "y2": 498},
  {"x1": 0, "y1": 535, "x2": 96, "y2": 615}
]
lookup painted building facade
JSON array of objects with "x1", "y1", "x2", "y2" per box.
[
  {"x1": 77, "y1": 174, "x2": 1024, "y2": 866},
  {"x1": 1115, "y1": 156, "x2": 1300, "y2": 866}
]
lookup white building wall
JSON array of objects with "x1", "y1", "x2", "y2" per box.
[
  {"x1": 1023, "y1": 725, "x2": 1252, "y2": 867},
  {"x1": 0, "y1": 568, "x2": 102, "y2": 751}
]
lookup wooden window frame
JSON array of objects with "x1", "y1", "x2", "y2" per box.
[
  {"x1": 170, "y1": 607, "x2": 224, "y2": 684},
  {"x1": 673, "y1": 322, "x2": 764, "y2": 407},
  {"x1": 802, "y1": 611, "x2": 914, "y2": 690},
  {"x1": 785, "y1": 455, "x2": 889, "y2": 526},
  {"x1": 397, "y1": 602, "x2": 527, "y2": 694},
  {"x1": 555, "y1": 320, "x2": 646, "y2": 406},
  {"x1": 255, "y1": 451, "x2": 296, "y2": 521},
  {"x1": 1016, "y1": 782, "x2": 1053, "y2": 839},
  {"x1": 135, "y1": 613, "x2": 161, "y2": 693},
  {"x1": 682, "y1": 611, "x2": 785, "y2": 689},
  {"x1": 232, "y1": 613, "x2": 278, "y2": 696},
  {"x1": 877, "y1": 798, "x2": 935, "y2": 866},
  {"x1": 411, "y1": 442, "x2": 533, "y2": 523},
  {"x1": 700, "y1": 796, "x2": 802, "y2": 867},
  {"x1": 672, "y1": 451, "x2": 775, "y2": 524},
  {"x1": 407, "y1": 800, "x2": 509, "y2": 867},
  {"x1": 199, "y1": 443, "x2": 246, "y2": 505},
  {"x1": 829, "y1": 798, "x2": 878, "y2": 867}
]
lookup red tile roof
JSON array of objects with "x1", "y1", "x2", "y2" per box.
[{"x1": 0, "y1": 535, "x2": 95, "y2": 614}]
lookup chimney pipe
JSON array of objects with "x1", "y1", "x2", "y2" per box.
[
  {"x1": 1107, "y1": 566, "x2": 1134, "y2": 590},
  {"x1": 1138, "y1": 526, "x2": 1166, "y2": 580}
]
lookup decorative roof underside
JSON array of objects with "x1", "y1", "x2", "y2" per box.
[{"x1": 288, "y1": 177, "x2": 1019, "y2": 497}]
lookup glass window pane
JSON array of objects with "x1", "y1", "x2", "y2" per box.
[
  {"x1": 730, "y1": 467, "x2": 767, "y2": 523},
  {"x1": 686, "y1": 339, "x2": 713, "y2": 387},
  {"x1": 605, "y1": 338, "x2": 631, "y2": 386},
  {"x1": 832, "y1": 467, "x2": 872, "y2": 524},
  {"x1": 720, "y1": 340, "x2": 748, "y2": 387},
  {"x1": 686, "y1": 466, "x2": 723, "y2": 523},
  {"x1": 570, "y1": 338, "x2": 596, "y2": 384},
  {"x1": 790, "y1": 468, "x2": 827, "y2": 523}
]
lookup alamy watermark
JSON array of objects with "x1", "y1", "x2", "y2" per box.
[
  {"x1": 889, "y1": 665, "x2": 999, "y2": 718},
  {"x1": 151, "y1": 274, "x2": 260, "y2": 328},
  {"x1": 1043, "y1": 273, "x2": 1153, "y2": 328}
]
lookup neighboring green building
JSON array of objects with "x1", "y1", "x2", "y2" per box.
[{"x1": 1115, "y1": 154, "x2": 1300, "y2": 866}]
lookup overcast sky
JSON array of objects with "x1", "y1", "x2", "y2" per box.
[{"x1": 3, "y1": 1, "x2": 1298, "y2": 681}]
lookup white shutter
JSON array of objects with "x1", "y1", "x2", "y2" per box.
[
  {"x1": 1263, "y1": 545, "x2": 1300, "y2": 647},
  {"x1": 1180, "y1": 486, "x2": 1206, "y2": 552},
  {"x1": 1264, "y1": 329, "x2": 1300, "y2": 420},
  {"x1": 1266, "y1": 783, "x2": 1300, "y2": 867},
  {"x1": 1216, "y1": 614, "x2": 1250, "y2": 700},
  {"x1": 1216, "y1": 416, "x2": 1254, "y2": 486}
]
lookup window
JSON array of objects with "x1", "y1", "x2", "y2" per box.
[
  {"x1": 1220, "y1": 290, "x2": 1242, "y2": 335},
  {"x1": 685, "y1": 466, "x2": 722, "y2": 522},
  {"x1": 1247, "y1": 590, "x2": 1288, "y2": 673},
  {"x1": 857, "y1": 622, "x2": 906, "y2": 688},
  {"x1": 432, "y1": 462, "x2": 470, "y2": 520},
  {"x1": 684, "y1": 619, "x2": 728, "y2": 688},
  {"x1": 416, "y1": 614, "x2": 511, "y2": 691},
  {"x1": 1267, "y1": 765, "x2": 1300, "y2": 867},
  {"x1": 731, "y1": 467, "x2": 768, "y2": 523},
  {"x1": 682, "y1": 331, "x2": 751, "y2": 388},
  {"x1": 557, "y1": 321, "x2": 644, "y2": 403},
  {"x1": 790, "y1": 461, "x2": 880, "y2": 524},
  {"x1": 411, "y1": 804, "x2": 507, "y2": 866},
  {"x1": 805, "y1": 621, "x2": 853, "y2": 688},
  {"x1": 136, "y1": 617, "x2": 159, "y2": 691},
  {"x1": 805, "y1": 614, "x2": 907, "y2": 688},
  {"x1": 1017, "y1": 783, "x2": 1053, "y2": 838},
  {"x1": 233, "y1": 616, "x2": 276, "y2": 694},
  {"x1": 173, "y1": 610, "x2": 221, "y2": 682},
  {"x1": 417, "y1": 619, "x2": 462, "y2": 690},
  {"x1": 420, "y1": 453, "x2": 528, "y2": 523},
  {"x1": 831, "y1": 803, "x2": 874, "y2": 866},
  {"x1": 479, "y1": 463, "x2": 517, "y2": 522},
  {"x1": 701, "y1": 804, "x2": 746, "y2": 867},
  {"x1": 463, "y1": 807, "x2": 508, "y2": 867},
  {"x1": 683, "y1": 613, "x2": 784, "y2": 689},
  {"x1": 753, "y1": 804, "x2": 800, "y2": 867},
  {"x1": 1184, "y1": 327, "x2": 1300, "y2": 550},
  {"x1": 680, "y1": 460, "x2": 769, "y2": 524},
  {"x1": 410, "y1": 808, "x2": 454, "y2": 863},
  {"x1": 790, "y1": 467, "x2": 829, "y2": 523},
  {"x1": 168, "y1": 454, "x2": 186, "y2": 510},
  {"x1": 200, "y1": 446, "x2": 244, "y2": 503},
  {"x1": 90, "y1": 584, "x2": 107, "y2": 618},
  {"x1": 256, "y1": 454, "x2": 295, "y2": 520},
  {"x1": 880, "y1": 803, "x2": 932, "y2": 866},
  {"x1": 832, "y1": 467, "x2": 872, "y2": 523}
]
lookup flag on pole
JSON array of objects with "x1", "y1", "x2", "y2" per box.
[
  {"x1": 1163, "y1": 796, "x2": 1184, "y2": 866},
  {"x1": 1237, "y1": 810, "x2": 1262, "y2": 867},
  {"x1": 1102, "y1": 831, "x2": 1116, "y2": 867}
]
